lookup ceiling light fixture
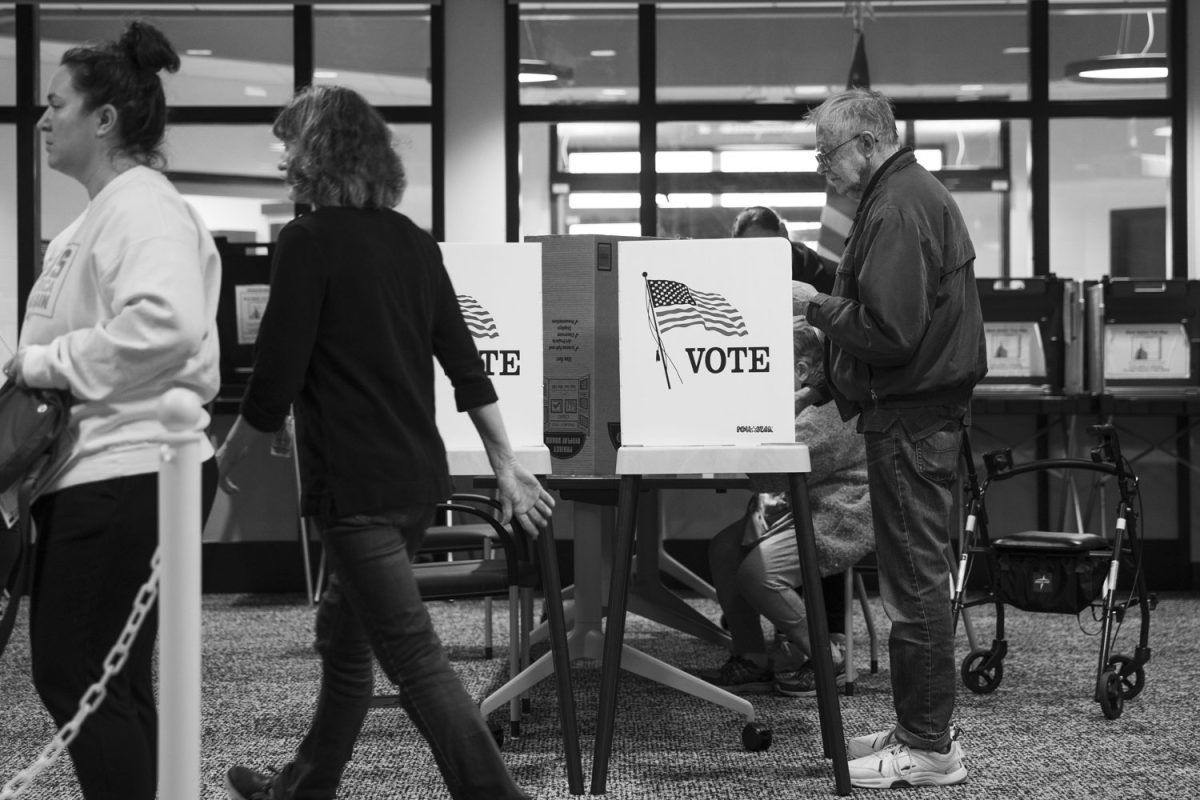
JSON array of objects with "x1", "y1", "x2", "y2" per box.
[
  {"x1": 1066, "y1": 10, "x2": 1167, "y2": 83},
  {"x1": 519, "y1": 58, "x2": 573, "y2": 84}
]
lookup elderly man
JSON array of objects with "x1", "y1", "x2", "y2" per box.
[{"x1": 793, "y1": 88, "x2": 988, "y2": 790}]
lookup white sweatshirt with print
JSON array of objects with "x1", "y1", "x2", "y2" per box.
[{"x1": 19, "y1": 165, "x2": 221, "y2": 492}]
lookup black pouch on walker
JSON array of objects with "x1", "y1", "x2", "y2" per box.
[{"x1": 991, "y1": 531, "x2": 1110, "y2": 614}]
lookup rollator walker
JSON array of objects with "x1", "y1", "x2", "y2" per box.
[{"x1": 952, "y1": 423, "x2": 1155, "y2": 719}]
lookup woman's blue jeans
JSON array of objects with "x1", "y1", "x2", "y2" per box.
[
  {"x1": 864, "y1": 414, "x2": 962, "y2": 753},
  {"x1": 283, "y1": 508, "x2": 529, "y2": 800}
]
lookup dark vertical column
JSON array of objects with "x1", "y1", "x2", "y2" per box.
[
  {"x1": 1029, "y1": 0, "x2": 1049, "y2": 278},
  {"x1": 637, "y1": 4, "x2": 656, "y2": 237},
  {"x1": 16, "y1": 5, "x2": 39, "y2": 326},
  {"x1": 504, "y1": 2, "x2": 520, "y2": 243},
  {"x1": 294, "y1": 4, "x2": 314, "y2": 92},
  {"x1": 431, "y1": 4, "x2": 446, "y2": 241}
]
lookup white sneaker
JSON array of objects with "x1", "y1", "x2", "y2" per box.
[
  {"x1": 847, "y1": 724, "x2": 960, "y2": 759},
  {"x1": 848, "y1": 740, "x2": 968, "y2": 789},
  {"x1": 847, "y1": 728, "x2": 898, "y2": 759}
]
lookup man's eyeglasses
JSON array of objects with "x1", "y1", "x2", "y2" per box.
[{"x1": 815, "y1": 132, "x2": 865, "y2": 170}]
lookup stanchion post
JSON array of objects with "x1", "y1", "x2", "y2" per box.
[{"x1": 157, "y1": 389, "x2": 205, "y2": 800}]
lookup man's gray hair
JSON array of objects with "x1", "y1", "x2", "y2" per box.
[{"x1": 805, "y1": 88, "x2": 899, "y2": 147}]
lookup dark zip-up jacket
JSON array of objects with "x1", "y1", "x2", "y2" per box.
[{"x1": 805, "y1": 148, "x2": 988, "y2": 422}]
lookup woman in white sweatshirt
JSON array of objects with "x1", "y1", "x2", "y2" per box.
[{"x1": 5, "y1": 20, "x2": 220, "y2": 800}]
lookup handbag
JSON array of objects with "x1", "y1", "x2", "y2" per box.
[{"x1": 0, "y1": 381, "x2": 73, "y2": 659}]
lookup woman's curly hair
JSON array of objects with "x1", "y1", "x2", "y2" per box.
[{"x1": 272, "y1": 85, "x2": 406, "y2": 209}]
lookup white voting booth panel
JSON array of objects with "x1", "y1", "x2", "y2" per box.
[
  {"x1": 616, "y1": 238, "x2": 795, "y2": 453},
  {"x1": 435, "y1": 243, "x2": 550, "y2": 475}
]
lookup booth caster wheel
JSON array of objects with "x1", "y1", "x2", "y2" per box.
[
  {"x1": 961, "y1": 647, "x2": 1003, "y2": 694},
  {"x1": 489, "y1": 721, "x2": 505, "y2": 749},
  {"x1": 741, "y1": 722, "x2": 773, "y2": 751},
  {"x1": 1098, "y1": 669, "x2": 1124, "y2": 719},
  {"x1": 1107, "y1": 654, "x2": 1145, "y2": 700}
]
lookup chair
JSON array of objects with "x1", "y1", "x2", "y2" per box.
[
  {"x1": 370, "y1": 494, "x2": 542, "y2": 738},
  {"x1": 841, "y1": 555, "x2": 880, "y2": 696}
]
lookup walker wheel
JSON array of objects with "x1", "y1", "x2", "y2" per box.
[
  {"x1": 1107, "y1": 654, "x2": 1145, "y2": 700},
  {"x1": 741, "y1": 721, "x2": 773, "y2": 751},
  {"x1": 489, "y1": 721, "x2": 505, "y2": 749},
  {"x1": 1098, "y1": 669, "x2": 1124, "y2": 719},
  {"x1": 961, "y1": 647, "x2": 1003, "y2": 694}
]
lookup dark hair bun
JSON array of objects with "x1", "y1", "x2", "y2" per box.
[{"x1": 120, "y1": 20, "x2": 180, "y2": 76}]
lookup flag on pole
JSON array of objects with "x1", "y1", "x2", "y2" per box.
[
  {"x1": 816, "y1": 19, "x2": 871, "y2": 267},
  {"x1": 646, "y1": 279, "x2": 747, "y2": 337}
]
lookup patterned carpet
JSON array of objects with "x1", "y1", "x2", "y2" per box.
[{"x1": 1, "y1": 588, "x2": 1195, "y2": 799}]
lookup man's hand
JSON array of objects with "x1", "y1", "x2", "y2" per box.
[{"x1": 792, "y1": 281, "x2": 820, "y2": 314}]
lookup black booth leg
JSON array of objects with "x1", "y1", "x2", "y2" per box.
[{"x1": 788, "y1": 473, "x2": 852, "y2": 796}]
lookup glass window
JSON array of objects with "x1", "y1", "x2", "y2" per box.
[
  {"x1": 1049, "y1": 0, "x2": 1169, "y2": 102},
  {"x1": 391, "y1": 124, "x2": 433, "y2": 231},
  {"x1": 909, "y1": 120, "x2": 1018, "y2": 278},
  {"x1": 314, "y1": 4, "x2": 432, "y2": 107},
  {"x1": 656, "y1": 2, "x2": 1029, "y2": 104},
  {"x1": 0, "y1": 125, "x2": 17, "y2": 353},
  {"x1": 40, "y1": 122, "x2": 432, "y2": 245},
  {"x1": 166, "y1": 125, "x2": 291, "y2": 244},
  {"x1": 1049, "y1": 118, "x2": 1171, "y2": 281},
  {"x1": 656, "y1": 120, "x2": 823, "y2": 242},
  {"x1": 0, "y1": 4, "x2": 14, "y2": 105},
  {"x1": 520, "y1": 121, "x2": 641, "y2": 238},
  {"x1": 519, "y1": 2, "x2": 638, "y2": 106},
  {"x1": 38, "y1": 4, "x2": 295, "y2": 107}
]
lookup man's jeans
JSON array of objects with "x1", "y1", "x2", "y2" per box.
[
  {"x1": 282, "y1": 508, "x2": 529, "y2": 800},
  {"x1": 864, "y1": 416, "x2": 961, "y2": 753}
]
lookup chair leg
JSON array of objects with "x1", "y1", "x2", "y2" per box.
[
  {"x1": 843, "y1": 568, "x2": 857, "y2": 695},
  {"x1": 520, "y1": 586, "x2": 534, "y2": 714},
  {"x1": 854, "y1": 571, "x2": 879, "y2": 674},
  {"x1": 484, "y1": 538, "x2": 494, "y2": 659},
  {"x1": 507, "y1": 586, "x2": 521, "y2": 737}
]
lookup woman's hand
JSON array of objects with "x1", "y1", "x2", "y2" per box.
[
  {"x1": 495, "y1": 463, "x2": 555, "y2": 535},
  {"x1": 215, "y1": 415, "x2": 268, "y2": 494},
  {"x1": 2, "y1": 352, "x2": 27, "y2": 388}
]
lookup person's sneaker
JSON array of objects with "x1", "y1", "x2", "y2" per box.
[
  {"x1": 226, "y1": 766, "x2": 285, "y2": 800},
  {"x1": 848, "y1": 740, "x2": 968, "y2": 789},
  {"x1": 774, "y1": 660, "x2": 849, "y2": 696},
  {"x1": 695, "y1": 656, "x2": 774, "y2": 694},
  {"x1": 847, "y1": 724, "x2": 962, "y2": 759},
  {"x1": 847, "y1": 728, "x2": 899, "y2": 759}
]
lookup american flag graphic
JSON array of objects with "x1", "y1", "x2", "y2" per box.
[
  {"x1": 456, "y1": 294, "x2": 499, "y2": 339},
  {"x1": 646, "y1": 279, "x2": 747, "y2": 337}
]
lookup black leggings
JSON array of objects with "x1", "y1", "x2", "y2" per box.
[{"x1": 29, "y1": 460, "x2": 216, "y2": 800}]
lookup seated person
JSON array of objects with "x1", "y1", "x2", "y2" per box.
[
  {"x1": 731, "y1": 204, "x2": 835, "y2": 290},
  {"x1": 699, "y1": 221, "x2": 872, "y2": 695}
]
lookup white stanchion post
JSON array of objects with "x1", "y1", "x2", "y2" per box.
[{"x1": 156, "y1": 388, "x2": 205, "y2": 800}]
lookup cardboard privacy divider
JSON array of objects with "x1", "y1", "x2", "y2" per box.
[
  {"x1": 435, "y1": 243, "x2": 550, "y2": 474},
  {"x1": 617, "y1": 238, "x2": 794, "y2": 449},
  {"x1": 528, "y1": 234, "x2": 652, "y2": 475}
]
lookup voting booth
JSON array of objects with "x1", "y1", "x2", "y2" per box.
[
  {"x1": 434, "y1": 243, "x2": 550, "y2": 474},
  {"x1": 976, "y1": 275, "x2": 1084, "y2": 397},
  {"x1": 1085, "y1": 277, "x2": 1200, "y2": 396},
  {"x1": 617, "y1": 238, "x2": 795, "y2": 449},
  {"x1": 528, "y1": 234, "x2": 652, "y2": 475},
  {"x1": 214, "y1": 237, "x2": 273, "y2": 409}
]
